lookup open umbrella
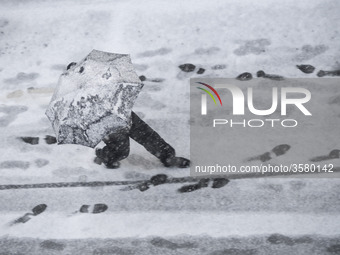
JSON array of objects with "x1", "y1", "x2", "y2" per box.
[{"x1": 45, "y1": 49, "x2": 143, "y2": 148}]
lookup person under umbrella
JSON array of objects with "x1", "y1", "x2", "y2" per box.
[{"x1": 60, "y1": 60, "x2": 190, "y2": 169}]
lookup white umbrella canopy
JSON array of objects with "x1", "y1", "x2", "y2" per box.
[{"x1": 46, "y1": 50, "x2": 143, "y2": 148}]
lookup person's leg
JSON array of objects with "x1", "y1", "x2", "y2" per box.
[
  {"x1": 129, "y1": 111, "x2": 190, "y2": 168},
  {"x1": 95, "y1": 131, "x2": 130, "y2": 169}
]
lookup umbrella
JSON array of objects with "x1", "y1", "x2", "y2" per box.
[{"x1": 45, "y1": 49, "x2": 143, "y2": 148}]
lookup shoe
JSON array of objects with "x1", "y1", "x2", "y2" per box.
[
  {"x1": 163, "y1": 157, "x2": 190, "y2": 168},
  {"x1": 105, "y1": 161, "x2": 120, "y2": 169},
  {"x1": 95, "y1": 148, "x2": 121, "y2": 169},
  {"x1": 95, "y1": 148, "x2": 109, "y2": 161},
  {"x1": 93, "y1": 157, "x2": 103, "y2": 165}
]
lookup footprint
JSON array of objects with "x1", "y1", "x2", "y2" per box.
[
  {"x1": 234, "y1": 38, "x2": 270, "y2": 56},
  {"x1": 179, "y1": 63, "x2": 196, "y2": 72},
  {"x1": 78, "y1": 204, "x2": 108, "y2": 214},
  {"x1": 124, "y1": 170, "x2": 150, "y2": 180},
  {"x1": 44, "y1": 135, "x2": 57, "y2": 144},
  {"x1": 310, "y1": 149, "x2": 340, "y2": 162},
  {"x1": 267, "y1": 234, "x2": 312, "y2": 246},
  {"x1": 0, "y1": 18, "x2": 9, "y2": 28},
  {"x1": 35, "y1": 158, "x2": 49, "y2": 168},
  {"x1": 9, "y1": 204, "x2": 47, "y2": 226},
  {"x1": 40, "y1": 240, "x2": 65, "y2": 251},
  {"x1": 150, "y1": 237, "x2": 196, "y2": 250},
  {"x1": 19, "y1": 135, "x2": 57, "y2": 145},
  {"x1": 236, "y1": 72, "x2": 252, "y2": 81},
  {"x1": 133, "y1": 63, "x2": 148, "y2": 71},
  {"x1": 211, "y1": 64, "x2": 226, "y2": 70},
  {"x1": 194, "y1": 47, "x2": 220, "y2": 55},
  {"x1": 0, "y1": 161, "x2": 30, "y2": 170},
  {"x1": 178, "y1": 178, "x2": 229, "y2": 193},
  {"x1": 196, "y1": 68, "x2": 205, "y2": 74},
  {"x1": 4, "y1": 72, "x2": 39, "y2": 84},
  {"x1": 138, "y1": 75, "x2": 165, "y2": 83},
  {"x1": 317, "y1": 69, "x2": 340, "y2": 77},
  {"x1": 138, "y1": 48, "x2": 172, "y2": 58},
  {"x1": 52, "y1": 167, "x2": 97, "y2": 178},
  {"x1": 212, "y1": 178, "x2": 229, "y2": 188},
  {"x1": 0, "y1": 105, "x2": 28, "y2": 127},
  {"x1": 296, "y1": 64, "x2": 315, "y2": 74},
  {"x1": 294, "y1": 44, "x2": 328, "y2": 61},
  {"x1": 50, "y1": 64, "x2": 66, "y2": 71},
  {"x1": 178, "y1": 179, "x2": 210, "y2": 193},
  {"x1": 27, "y1": 87, "x2": 54, "y2": 94},
  {"x1": 257, "y1": 70, "x2": 284, "y2": 80},
  {"x1": 246, "y1": 144, "x2": 291, "y2": 162},
  {"x1": 20, "y1": 137, "x2": 39, "y2": 145},
  {"x1": 177, "y1": 63, "x2": 200, "y2": 80},
  {"x1": 267, "y1": 234, "x2": 294, "y2": 245},
  {"x1": 145, "y1": 84, "x2": 162, "y2": 92},
  {"x1": 6, "y1": 90, "x2": 24, "y2": 98},
  {"x1": 209, "y1": 248, "x2": 256, "y2": 255}
]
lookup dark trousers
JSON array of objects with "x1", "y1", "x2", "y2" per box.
[{"x1": 101, "y1": 112, "x2": 175, "y2": 164}]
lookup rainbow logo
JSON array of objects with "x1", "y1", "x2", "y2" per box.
[{"x1": 196, "y1": 82, "x2": 222, "y2": 106}]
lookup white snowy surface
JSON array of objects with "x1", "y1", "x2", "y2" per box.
[
  {"x1": 1, "y1": 212, "x2": 340, "y2": 239},
  {"x1": 0, "y1": 0, "x2": 340, "y2": 243}
]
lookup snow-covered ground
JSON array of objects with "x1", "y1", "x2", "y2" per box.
[{"x1": 0, "y1": 0, "x2": 340, "y2": 254}]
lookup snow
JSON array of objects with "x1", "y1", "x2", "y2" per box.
[
  {"x1": 1, "y1": 212, "x2": 340, "y2": 239},
  {"x1": 0, "y1": 0, "x2": 339, "y2": 247}
]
